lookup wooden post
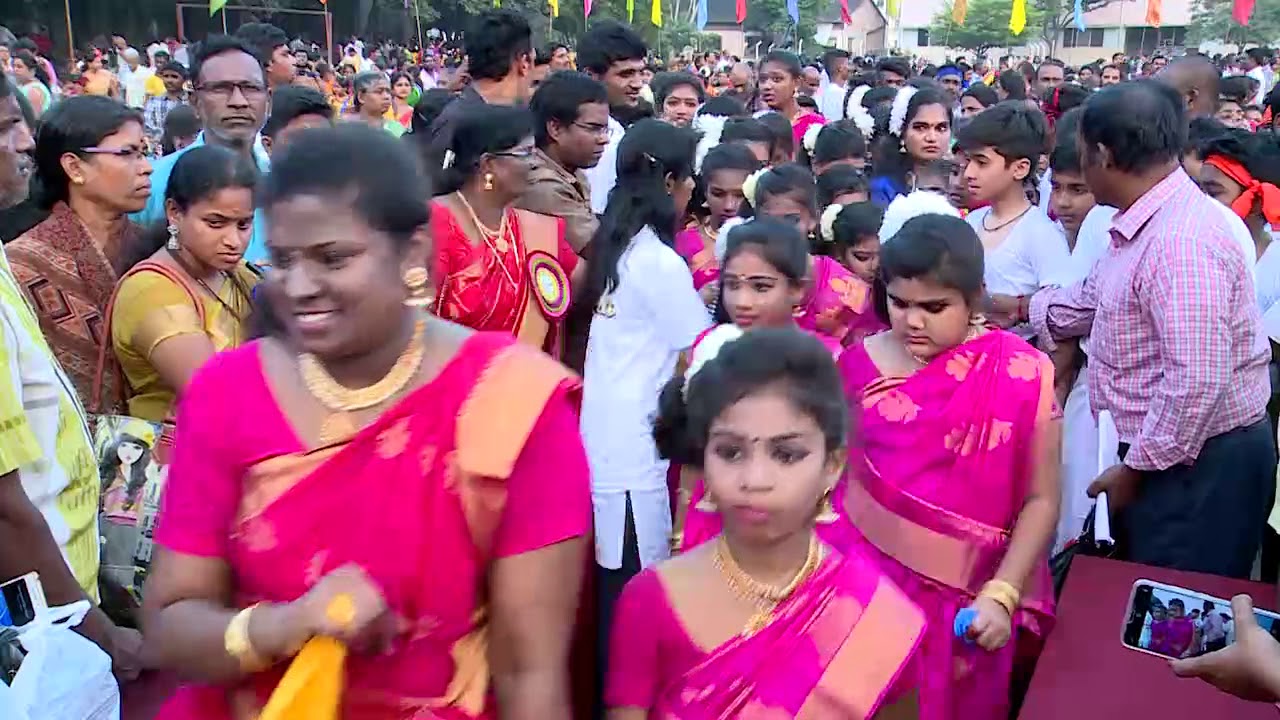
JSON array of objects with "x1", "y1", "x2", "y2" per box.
[{"x1": 63, "y1": 0, "x2": 75, "y2": 67}]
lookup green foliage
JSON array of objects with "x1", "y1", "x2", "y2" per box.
[
  {"x1": 1189, "y1": 0, "x2": 1280, "y2": 46},
  {"x1": 929, "y1": 0, "x2": 1046, "y2": 54}
]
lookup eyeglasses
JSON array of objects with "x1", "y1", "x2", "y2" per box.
[
  {"x1": 490, "y1": 147, "x2": 535, "y2": 160},
  {"x1": 80, "y1": 145, "x2": 148, "y2": 162},
  {"x1": 194, "y1": 81, "x2": 268, "y2": 99},
  {"x1": 572, "y1": 121, "x2": 610, "y2": 138}
]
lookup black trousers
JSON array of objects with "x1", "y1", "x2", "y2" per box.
[
  {"x1": 1120, "y1": 419, "x2": 1276, "y2": 580},
  {"x1": 595, "y1": 493, "x2": 641, "y2": 719}
]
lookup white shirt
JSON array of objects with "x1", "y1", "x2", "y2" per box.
[
  {"x1": 817, "y1": 81, "x2": 846, "y2": 120},
  {"x1": 584, "y1": 116, "x2": 625, "y2": 215},
  {"x1": 122, "y1": 64, "x2": 153, "y2": 108},
  {"x1": 1248, "y1": 66, "x2": 1268, "y2": 105},
  {"x1": 968, "y1": 205, "x2": 1070, "y2": 297},
  {"x1": 581, "y1": 226, "x2": 712, "y2": 570}
]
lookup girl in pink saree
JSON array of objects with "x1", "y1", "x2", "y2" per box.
[
  {"x1": 614, "y1": 328, "x2": 924, "y2": 720},
  {"x1": 675, "y1": 144, "x2": 763, "y2": 297},
  {"x1": 833, "y1": 214, "x2": 1061, "y2": 720}
]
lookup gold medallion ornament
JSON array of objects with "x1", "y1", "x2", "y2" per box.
[
  {"x1": 299, "y1": 317, "x2": 427, "y2": 444},
  {"x1": 526, "y1": 251, "x2": 570, "y2": 319},
  {"x1": 713, "y1": 533, "x2": 822, "y2": 636}
]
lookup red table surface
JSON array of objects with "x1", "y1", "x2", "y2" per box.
[{"x1": 1019, "y1": 555, "x2": 1280, "y2": 720}]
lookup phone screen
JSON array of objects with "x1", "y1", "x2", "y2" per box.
[
  {"x1": 0, "y1": 578, "x2": 37, "y2": 627},
  {"x1": 1123, "y1": 582, "x2": 1280, "y2": 659}
]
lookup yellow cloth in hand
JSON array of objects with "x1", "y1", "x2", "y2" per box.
[{"x1": 258, "y1": 636, "x2": 347, "y2": 720}]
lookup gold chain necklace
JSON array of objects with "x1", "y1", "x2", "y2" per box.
[
  {"x1": 713, "y1": 534, "x2": 822, "y2": 636},
  {"x1": 298, "y1": 317, "x2": 426, "y2": 443},
  {"x1": 455, "y1": 191, "x2": 508, "y2": 243}
]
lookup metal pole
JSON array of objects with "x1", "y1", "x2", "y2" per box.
[
  {"x1": 63, "y1": 0, "x2": 75, "y2": 68},
  {"x1": 326, "y1": 8, "x2": 334, "y2": 64},
  {"x1": 415, "y1": 0, "x2": 424, "y2": 51},
  {"x1": 221, "y1": 7, "x2": 229, "y2": 33}
]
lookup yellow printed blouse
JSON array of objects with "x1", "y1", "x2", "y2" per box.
[
  {"x1": 111, "y1": 263, "x2": 257, "y2": 422},
  {"x1": 0, "y1": 248, "x2": 99, "y2": 598}
]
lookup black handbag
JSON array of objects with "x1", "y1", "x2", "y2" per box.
[{"x1": 1049, "y1": 506, "x2": 1117, "y2": 598}]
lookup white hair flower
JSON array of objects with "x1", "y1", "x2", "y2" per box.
[
  {"x1": 716, "y1": 217, "x2": 748, "y2": 263},
  {"x1": 741, "y1": 167, "x2": 769, "y2": 208},
  {"x1": 802, "y1": 123, "x2": 823, "y2": 155},
  {"x1": 879, "y1": 190, "x2": 961, "y2": 244},
  {"x1": 844, "y1": 84, "x2": 871, "y2": 122},
  {"x1": 850, "y1": 104, "x2": 875, "y2": 140},
  {"x1": 693, "y1": 114, "x2": 729, "y2": 174},
  {"x1": 683, "y1": 324, "x2": 744, "y2": 397},
  {"x1": 820, "y1": 203, "x2": 844, "y2": 244},
  {"x1": 888, "y1": 85, "x2": 918, "y2": 138},
  {"x1": 442, "y1": 149, "x2": 456, "y2": 169}
]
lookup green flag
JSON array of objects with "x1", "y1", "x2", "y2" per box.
[
  {"x1": 627, "y1": 0, "x2": 634, "y2": 20},
  {"x1": 210, "y1": 0, "x2": 227, "y2": 16}
]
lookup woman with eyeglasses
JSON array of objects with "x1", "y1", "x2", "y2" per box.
[
  {"x1": 6, "y1": 95, "x2": 152, "y2": 411},
  {"x1": 349, "y1": 70, "x2": 404, "y2": 137},
  {"x1": 430, "y1": 104, "x2": 580, "y2": 360}
]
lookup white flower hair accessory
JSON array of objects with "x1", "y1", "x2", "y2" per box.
[
  {"x1": 888, "y1": 86, "x2": 918, "y2": 138},
  {"x1": 741, "y1": 167, "x2": 769, "y2": 208},
  {"x1": 849, "y1": 104, "x2": 875, "y2": 140},
  {"x1": 879, "y1": 190, "x2": 961, "y2": 244},
  {"x1": 715, "y1": 217, "x2": 748, "y2": 263},
  {"x1": 683, "y1": 324, "x2": 745, "y2": 397},
  {"x1": 442, "y1": 149, "x2": 456, "y2": 169},
  {"x1": 802, "y1": 123, "x2": 823, "y2": 155},
  {"x1": 844, "y1": 85, "x2": 871, "y2": 122},
  {"x1": 693, "y1": 114, "x2": 729, "y2": 173},
  {"x1": 820, "y1": 203, "x2": 844, "y2": 244}
]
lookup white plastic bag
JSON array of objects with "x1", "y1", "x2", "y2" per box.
[{"x1": 6, "y1": 601, "x2": 120, "y2": 720}]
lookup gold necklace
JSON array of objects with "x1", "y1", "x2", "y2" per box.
[
  {"x1": 713, "y1": 534, "x2": 822, "y2": 636},
  {"x1": 454, "y1": 191, "x2": 509, "y2": 245},
  {"x1": 298, "y1": 317, "x2": 426, "y2": 443}
]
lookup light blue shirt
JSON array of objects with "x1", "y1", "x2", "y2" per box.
[{"x1": 131, "y1": 132, "x2": 272, "y2": 265}]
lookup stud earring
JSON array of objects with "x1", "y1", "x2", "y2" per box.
[
  {"x1": 166, "y1": 223, "x2": 180, "y2": 251},
  {"x1": 694, "y1": 494, "x2": 718, "y2": 512},
  {"x1": 402, "y1": 266, "x2": 434, "y2": 308},
  {"x1": 815, "y1": 488, "x2": 839, "y2": 524},
  {"x1": 483, "y1": 173, "x2": 495, "y2": 191}
]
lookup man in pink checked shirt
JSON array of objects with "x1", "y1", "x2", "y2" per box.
[{"x1": 1024, "y1": 81, "x2": 1274, "y2": 580}]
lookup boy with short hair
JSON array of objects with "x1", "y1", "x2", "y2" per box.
[{"x1": 955, "y1": 100, "x2": 1067, "y2": 331}]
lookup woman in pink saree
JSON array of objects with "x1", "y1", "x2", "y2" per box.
[
  {"x1": 834, "y1": 214, "x2": 1061, "y2": 720},
  {"x1": 674, "y1": 144, "x2": 762, "y2": 301},
  {"x1": 141, "y1": 125, "x2": 590, "y2": 720},
  {"x1": 614, "y1": 328, "x2": 924, "y2": 720}
]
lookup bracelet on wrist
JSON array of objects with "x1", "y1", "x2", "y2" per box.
[
  {"x1": 224, "y1": 603, "x2": 269, "y2": 672},
  {"x1": 979, "y1": 579, "x2": 1021, "y2": 616}
]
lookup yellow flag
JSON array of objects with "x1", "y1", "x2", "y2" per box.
[
  {"x1": 1010, "y1": 0, "x2": 1027, "y2": 34},
  {"x1": 952, "y1": 0, "x2": 968, "y2": 24},
  {"x1": 652, "y1": 0, "x2": 662, "y2": 26},
  {"x1": 209, "y1": 0, "x2": 226, "y2": 15},
  {"x1": 886, "y1": 0, "x2": 899, "y2": 17},
  {"x1": 627, "y1": 0, "x2": 634, "y2": 20},
  {"x1": 549, "y1": 0, "x2": 559, "y2": 16}
]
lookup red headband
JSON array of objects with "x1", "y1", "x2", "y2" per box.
[{"x1": 1202, "y1": 154, "x2": 1280, "y2": 227}]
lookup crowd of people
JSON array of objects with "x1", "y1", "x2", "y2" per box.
[{"x1": 1, "y1": 8, "x2": 1280, "y2": 720}]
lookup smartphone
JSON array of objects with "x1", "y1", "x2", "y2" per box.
[
  {"x1": 0, "y1": 572, "x2": 46, "y2": 628},
  {"x1": 1122, "y1": 579, "x2": 1280, "y2": 660}
]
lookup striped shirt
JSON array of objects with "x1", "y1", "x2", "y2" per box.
[
  {"x1": 1030, "y1": 167, "x2": 1269, "y2": 472},
  {"x1": 0, "y1": 247, "x2": 99, "y2": 597}
]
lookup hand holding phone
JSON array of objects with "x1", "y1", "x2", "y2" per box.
[
  {"x1": 0, "y1": 573, "x2": 47, "y2": 628},
  {"x1": 1170, "y1": 595, "x2": 1280, "y2": 703}
]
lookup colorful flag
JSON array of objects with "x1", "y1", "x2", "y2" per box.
[
  {"x1": 735, "y1": 0, "x2": 746, "y2": 23},
  {"x1": 1146, "y1": 0, "x2": 1162, "y2": 27},
  {"x1": 550, "y1": 0, "x2": 559, "y2": 17},
  {"x1": 627, "y1": 0, "x2": 634, "y2": 20},
  {"x1": 696, "y1": 0, "x2": 709, "y2": 29},
  {"x1": 585, "y1": 0, "x2": 593, "y2": 17},
  {"x1": 886, "y1": 0, "x2": 899, "y2": 18},
  {"x1": 1074, "y1": 0, "x2": 1086, "y2": 30},
  {"x1": 652, "y1": 0, "x2": 662, "y2": 26},
  {"x1": 839, "y1": 0, "x2": 852, "y2": 24},
  {"x1": 1233, "y1": 0, "x2": 1257, "y2": 25},
  {"x1": 1010, "y1": 0, "x2": 1027, "y2": 35},
  {"x1": 953, "y1": 0, "x2": 968, "y2": 25},
  {"x1": 210, "y1": 0, "x2": 227, "y2": 16},
  {"x1": 786, "y1": 0, "x2": 799, "y2": 24}
]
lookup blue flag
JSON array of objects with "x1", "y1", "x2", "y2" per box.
[
  {"x1": 786, "y1": 0, "x2": 799, "y2": 24},
  {"x1": 1074, "y1": 0, "x2": 1087, "y2": 31},
  {"x1": 696, "y1": 0, "x2": 708, "y2": 29}
]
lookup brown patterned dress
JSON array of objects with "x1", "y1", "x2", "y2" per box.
[{"x1": 6, "y1": 202, "x2": 139, "y2": 413}]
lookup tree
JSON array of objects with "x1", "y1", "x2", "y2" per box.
[
  {"x1": 929, "y1": 0, "x2": 1046, "y2": 56},
  {"x1": 1034, "y1": 0, "x2": 1119, "y2": 58},
  {"x1": 1189, "y1": 0, "x2": 1280, "y2": 46}
]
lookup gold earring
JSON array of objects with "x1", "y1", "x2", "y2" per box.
[
  {"x1": 695, "y1": 494, "x2": 718, "y2": 512},
  {"x1": 483, "y1": 173, "x2": 494, "y2": 191},
  {"x1": 71, "y1": 177, "x2": 85, "y2": 185},
  {"x1": 402, "y1": 266, "x2": 434, "y2": 308},
  {"x1": 815, "y1": 488, "x2": 839, "y2": 524}
]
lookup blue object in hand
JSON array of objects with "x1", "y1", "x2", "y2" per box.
[{"x1": 954, "y1": 607, "x2": 977, "y2": 644}]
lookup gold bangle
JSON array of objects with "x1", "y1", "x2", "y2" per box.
[
  {"x1": 980, "y1": 580, "x2": 1021, "y2": 616},
  {"x1": 224, "y1": 603, "x2": 268, "y2": 672}
]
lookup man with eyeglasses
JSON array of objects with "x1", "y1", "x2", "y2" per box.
[{"x1": 132, "y1": 35, "x2": 271, "y2": 264}]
